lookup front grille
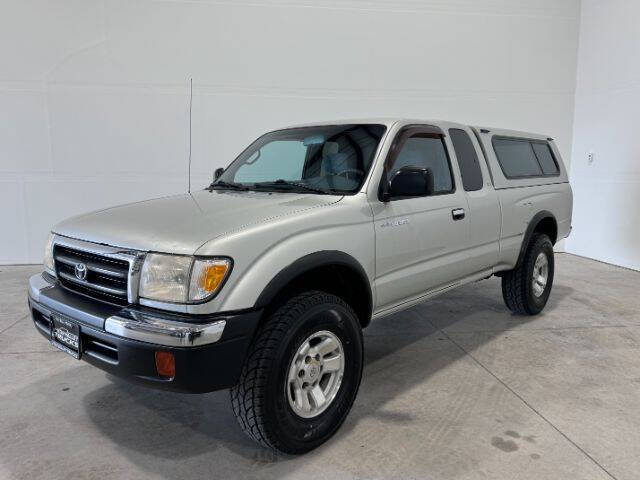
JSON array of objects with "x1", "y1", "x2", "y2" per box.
[{"x1": 54, "y1": 245, "x2": 130, "y2": 305}]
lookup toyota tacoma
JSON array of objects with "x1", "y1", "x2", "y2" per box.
[{"x1": 28, "y1": 119, "x2": 573, "y2": 453}]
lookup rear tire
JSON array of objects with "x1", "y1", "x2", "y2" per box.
[
  {"x1": 501, "y1": 233, "x2": 554, "y2": 315},
  {"x1": 230, "y1": 291, "x2": 363, "y2": 454}
]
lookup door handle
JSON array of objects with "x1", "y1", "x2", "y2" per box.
[{"x1": 452, "y1": 208, "x2": 465, "y2": 220}]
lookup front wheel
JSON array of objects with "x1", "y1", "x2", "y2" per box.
[
  {"x1": 230, "y1": 291, "x2": 363, "y2": 454},
  {"x1": 501, "y1": 233, "x2": 555, "y2": 315}
]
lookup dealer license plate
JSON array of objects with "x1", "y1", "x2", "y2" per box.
[{"x1": 51, "y1": 315, "x2": 81, "y2": 359}]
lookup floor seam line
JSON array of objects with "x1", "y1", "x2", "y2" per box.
[
  {"x1": 0, "y1": 313, "x2": 29, "y2": 336},
  {"x1": 437, "y1": 324, "x2": 639, "y2": 334},
  {"x1": 562, "y1": 252, "x2": 640, "y2": 274},
  {"x1": 435, "y1": 324, "x2": 619, "y2": 480},
  {"x1": 0, "y1": 350, "x2": 59, "y2": 355}
]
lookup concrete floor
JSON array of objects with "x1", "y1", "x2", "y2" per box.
[{"x1": 1, "y1": 254, "x2": 639, "y2": 480}]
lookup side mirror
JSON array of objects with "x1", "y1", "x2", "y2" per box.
[
  {"x1": 214, "y1": 168, "x2": 224, "y2": 180},
  {"x1": 384, "y1": 166, "x2": 434, "y2": 201}
]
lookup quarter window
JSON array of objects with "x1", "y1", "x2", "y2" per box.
[
  {"x1": 493, "y1": 138, "x2": 560, "y2": 178},
  {"x1": 493, "y1": 138, "x2": 542, "y2": 178},
  {"x1": 390, "y1": 135, "x2": 454, "y2": 194},
  {"x1": 449, "y1": 128, "x2": 483, "y2": 191},
  {"x1": 531, "y1": 142, "x2": 559, "y2": 175}
]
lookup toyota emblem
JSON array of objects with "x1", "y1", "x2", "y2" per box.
[{"x1": 74, "y1": 262, "x2": 87, "y2": 280}]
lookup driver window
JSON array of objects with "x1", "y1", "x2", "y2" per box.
[
  {"x1": 389, "y1": 135, "x2": 454, "y2": 194},
  {"x1": 234, "y1": 141, "x2": 305, "y2": 183}
]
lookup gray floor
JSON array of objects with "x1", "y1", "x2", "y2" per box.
[{"x1": 1, "y1": 254, "x2": 639, "y2": 480}]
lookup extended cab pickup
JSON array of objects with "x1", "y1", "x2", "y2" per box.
[{"x1": 28, "y1": 119, "x2": 572, "y2": 453}]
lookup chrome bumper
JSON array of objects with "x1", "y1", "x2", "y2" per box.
[
  {"x1": 104, "y1": 314, "x2": 225, "y2": 347},
  {"x1": 28, "y1": 273, "x2": 226, "y2": 347}
]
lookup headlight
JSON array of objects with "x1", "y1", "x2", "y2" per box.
[
  {"x1": 139, "y1": 253, "x2": 231, "y2": 303},
  {"x1": 139, "y1": 254, "x2": 192, "y2": 302},
  {"x1": 43, "y1": 233, "x2": 56, "y2": 275}
]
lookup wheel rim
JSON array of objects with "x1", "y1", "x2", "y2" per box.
[
  {"x1": 286, "y1": 330, "x2": 345, "y2": 419},
  {"x1": 532, "y1": 252, "x2": 549, "y2": 297}
]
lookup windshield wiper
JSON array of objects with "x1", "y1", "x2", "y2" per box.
[
  {"x1": 209, "y1": 180, "x2": 250, "y2": 191},
  {"x1": 253, "y1": 179, "x2": 330, "y2": 195}
]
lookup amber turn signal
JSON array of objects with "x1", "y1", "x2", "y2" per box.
[
  {"x1": 199, "y1": 264, "x2": 227, "y2": 291},
  {"x1": 155, "y1": 351, "x2": 175, "y2": 378},
  {"x1": 189, "y1": 259, "x2": 231, "y2": 301}
]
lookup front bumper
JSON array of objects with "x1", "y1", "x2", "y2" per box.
[{"x1": 28, "y1": 273, "x2": 261, "y2": 393}]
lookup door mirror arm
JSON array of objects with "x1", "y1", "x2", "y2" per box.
[{"x1": 380, "y1": 170, "x2": 391, "y2": 202}]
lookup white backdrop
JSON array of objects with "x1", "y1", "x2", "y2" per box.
[
  {"x1": 1, "y1": 0, "x2": 580, "y2": 264},
  {"x1": 566, "y1": 0, "x2": 640, "y2": 271}
]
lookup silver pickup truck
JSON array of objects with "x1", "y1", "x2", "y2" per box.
[{"x1": 28, "y1": 118, "x2": 572, "y2": 454}]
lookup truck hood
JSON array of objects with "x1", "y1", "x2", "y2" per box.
[{"x1": 53, "y1": 190, "x2": 342, "y2": 255}]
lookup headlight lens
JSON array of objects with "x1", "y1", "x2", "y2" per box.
[
  {"x1": 139, "y1": 254, "x2": 192, "y2": 303},
  {"x1": 43, "y1": 233, "x2": 56, "y2": 275},
  {"x1": 139, "y1": 254, "x2": 231, "y2": 303}
]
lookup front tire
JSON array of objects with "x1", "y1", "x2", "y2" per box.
[
  {"x1": 230, "y1": 291, "x2": 363, "y2": 454},
  {"x1": 501, "y1": 233, "x2": 555, "y2": 315}
]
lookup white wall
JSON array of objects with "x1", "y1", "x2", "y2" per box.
[
  {"x1": 1, "y1": 0, "x2": 581, "y2": 264},
  {"x1": 566, "y1": 0, "x2": 640, "y2": 271}
]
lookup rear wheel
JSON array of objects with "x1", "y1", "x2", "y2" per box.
[
  {"x1": 230, "y1": 291, "x2": 363, "y2": 454},
  {"x1": 501, "y1": 233, "x2": 554, "y2": 315}
]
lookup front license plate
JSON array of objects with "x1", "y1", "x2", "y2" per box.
[{"x1": 51, "y1": 315, "x2": 81, "y2": 359}]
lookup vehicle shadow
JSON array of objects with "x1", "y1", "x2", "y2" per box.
[{"x1": 73, "y1": 277, "x2": 573, "y2": 477}]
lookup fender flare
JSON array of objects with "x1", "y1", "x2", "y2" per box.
[
  {"x1": 254, "y1": 250, "x2": 373, "y2": 320},
  {"x1": 515, "y1": 210, "x2": 557, "y2": 268}
]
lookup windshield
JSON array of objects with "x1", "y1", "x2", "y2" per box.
[{"x1": 214, "y1": 124, "x2": 387, "y2": 194}]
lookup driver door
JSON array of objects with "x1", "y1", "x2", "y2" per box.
[{"x1": 373, "y1": 126, "x2": 470, "y2": 311}]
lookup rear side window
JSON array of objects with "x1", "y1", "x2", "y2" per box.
[
  {"x1": 449, "y1": 128, "x2": 483, "y2": 191},
  {"x1": 531, "y1": 142, "x2": 559, "y2": 175},
  {"x1": 492, "y1": 138, "x2": 559, "y2": 178}
]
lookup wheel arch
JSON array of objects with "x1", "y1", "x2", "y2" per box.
[
  {"x1": 515, "y1": 210, "x2": 558, "y2": 268},
  {"x1": 254, "y1": 251, "x2": 373, "y2": 328}
]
